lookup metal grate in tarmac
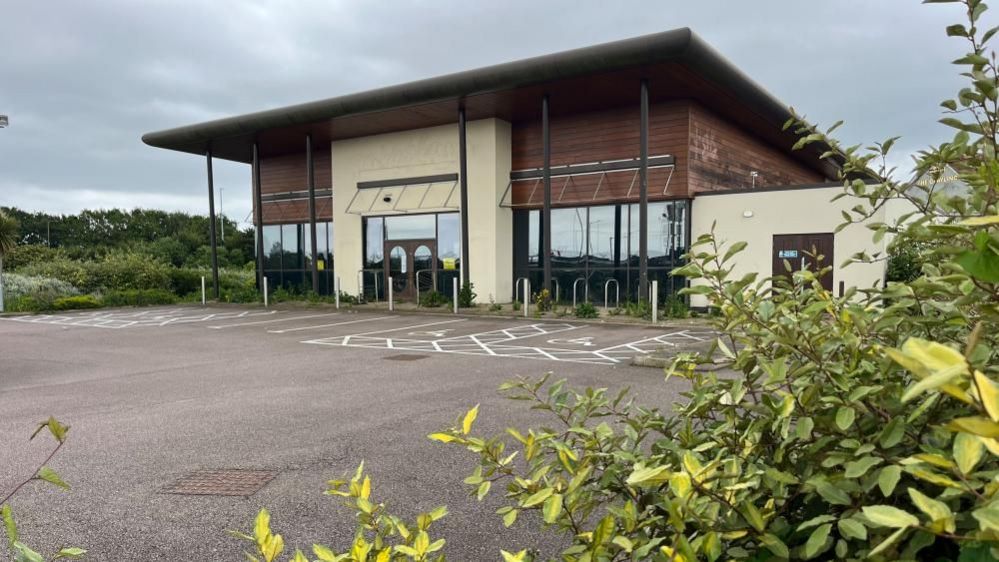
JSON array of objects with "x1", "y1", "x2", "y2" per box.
[{"x1": 161, "y1": 469, "x2": 277, "y2": 496}]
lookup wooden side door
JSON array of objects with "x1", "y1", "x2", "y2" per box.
[
  {"x1": 772, "y1": 233, "x2": 834, "y2": 291},
  {"x1": 385, "y1": 239, "x2": 437, "y2": 301}
]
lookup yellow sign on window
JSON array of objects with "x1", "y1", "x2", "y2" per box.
[
  {"x1": 443, "y1": 258, "x2": 457, "y2": 271},
  {"x1": 317, "y1": 259, "x2": 325, "y2": 271}
]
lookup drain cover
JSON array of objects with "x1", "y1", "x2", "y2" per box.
[
  {"x1": 385, "y1": 354, "x2": 428, "y2": 361},
  {"x1": 161, "y1": 469, "x2": 277, "y2": 496}
]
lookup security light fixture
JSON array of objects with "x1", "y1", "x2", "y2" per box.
[
  {"x1": 383, "y1": 195, "x2": 392, "y2": 203},
  {"x1": 0, "y1": 115, "x2": 8, "y2": 128}
]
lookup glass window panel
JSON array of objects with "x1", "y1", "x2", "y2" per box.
[
  {"x1": 436, "y1": 213, "x2": 460, "y2": 261},
  {"x1": 263, "y1": 225, "x2": 282, "y2": 270},
  {"x1": 528, "y1": 210, "x2": 539, "y2": 265},
  {"x1": 587, "y1": 205, "x2": 616, "y2": 267},
  {"x1": 282, "y1": 224, "x2": 302, "y2": 270},
  {"x1": 385, "y1": 214, "x2": 435, "y2": 240},
  {"x1": 364, "y1": 218, "x2": 384, "y2": 268},
  {"x1": 648, "y1": 201, "x2": 669, "y2": 263},
  {"x1": 389, "y1": 246, "x2": 408, "y2": 292},
  {"x1": 550, "y1": 207, "x2": 586, "y2": 268}
]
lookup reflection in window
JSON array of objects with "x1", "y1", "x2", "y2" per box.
[
  {"x1": 389, "y1": 246, "x2": 408, "y2": 293},
  {"x1": 587, "y1": 205, "x2": 615, "y2": 266},
  {"x1": 550, "y1": 208, "x2": 586, "y2": 267},
  {"x1": 365, "y1": 218, "x2": 384, "y2": 268},
  {"x1": 436, "y1": 213, "x2": 460, "y2": 262},
  {"x1": 282, "y1": 224, "x2": 302, "y2": 270},
  {"x1": 263, "y1": 225, "x2": 282, "y2": 270},
  {"x1": 527, "y1": 210, "x2": 539, "y2": 265},
  {"x1": 385, "y1": 214, "x2": 435, "y2": 240}
]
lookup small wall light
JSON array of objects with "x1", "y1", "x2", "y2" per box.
[{"x1": 742, "y1": 210, "x2": 754, "y2": 218}]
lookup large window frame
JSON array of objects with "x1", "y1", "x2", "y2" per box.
[{"x1": 260, "y1": 221, "x2": 334, "y2": 294}]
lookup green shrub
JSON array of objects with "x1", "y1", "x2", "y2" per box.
[
  {"x1": 101, "y1": 289, "x2": 176, "y2": 307},
  {"x1": 661, "y1": 293, "x2": 689, "y2": 319},
  {"x1": 51, "y1": 295, "x2": 102, "y2": 310},
  {"x1": 420, "y1": 290, "x2": 449, "y2": 308},
  {"x1": 4, "y1": 244, "x2": 67, "y2": 270},
  {"x1": 458, "y1": 282, "x2": 476, "y2": 308},
  {"x1": 573, "y1": 301, "x2": 599, "y2": 318},
  {"x1": 533, "y1": 288, "x2": 552, "y2": 312},
  {"x1": 624, "y1": 299, "x2": 651, "y2": 319},
  {"x1": 239, "y1": 3, "x2": 999, "y2": 560},
  {"x1": 886, "y1": 240, "x2": 925, "y2": 283},
  {"x1": 512, "y1": 300, "x2": 522, "y2": 311},
  {"x1": 168, "y1": 267, "x2": 205, "y2": 296}
]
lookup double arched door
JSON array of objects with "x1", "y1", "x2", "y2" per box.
[{"x1": 385, "y1": 239, "x2": 436, "y2": 301}]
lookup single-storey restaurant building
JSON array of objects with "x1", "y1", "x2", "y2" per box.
[{"x1": 143, "y1": 28, "x2": 886, "y2": 306}]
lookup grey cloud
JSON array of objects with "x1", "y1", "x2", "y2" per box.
[{"x1": 0, "y1": 0, "x2": 989, "y2": 225}]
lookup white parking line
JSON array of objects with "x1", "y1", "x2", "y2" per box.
[
  {"x1": 345, "y1": 318, "x2": 467, "y2": 337},
  {"x1": 269, "y1": 315, "x2": 395, "y2": 334},
  {"x1": 209, "y1": 312, "x2": 339, "y2": 329}
]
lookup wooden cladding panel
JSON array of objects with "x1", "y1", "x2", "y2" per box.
[
  {"x1": 259, "y1": 148, "x2": 332, "y2": 195},
  {"x1": 261, "y1": 198, "x2": 333, "y2": 225},
  {"x1": 510, "y1": 101, "x2": 690, "y2": 206},
  {"x1": 687, "y1": 103, "x2": 822, "y2": 193}
]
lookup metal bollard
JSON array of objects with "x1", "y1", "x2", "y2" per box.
[
  {"x1": 201, "y1": 276, "x2": 206, "y2": 306},
  {"x1": 651, "y1": 280, "x2": 658, "y2": 324},
  {"x1": 524, "y1": 279, "x2": 530, "y2": 318},
  {"x1": 335, "y1": 276, "x2": 341, "y2": 309},
  {"x1": 263, "y1": 277, "x2": 269, "y2": 308},
  {"x1": 388, "y1": 277, "x2": 394, "y2": 312},
  {"x1": 453, "y1": 278, "x2": 459, "y2": 314}
]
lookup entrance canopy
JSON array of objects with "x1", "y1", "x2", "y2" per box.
[
  {"x1": 500, "y1": 155, "x2": 675, "y2": 208},
  {"x1": 344, "y1": 173, "x2": 459, "y2": 216}
]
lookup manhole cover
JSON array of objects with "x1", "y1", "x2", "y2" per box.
[
  {"x1": 384, "y1": 354, "x2": 428, "y2": 361},
  {"x1": 161, "y1": 469, "x2": 277, "y2": 496}
]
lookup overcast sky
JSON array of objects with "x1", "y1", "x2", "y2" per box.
[{"x1": 0, "y1": 0, "x2": 987, "y2": 225}]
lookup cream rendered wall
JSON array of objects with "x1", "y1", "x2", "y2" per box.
[
  {"x1": 331, "y1": 119, "x2": 512, "y2": 300},
  {"x1": 689, "y1": 186, "x2": 886, "y2": 308}
]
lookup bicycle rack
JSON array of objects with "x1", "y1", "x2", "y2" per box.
[
  {"x1": 572, "y1": 277, "x2": 587, "y2": 308},
  {"x1": 604, "y1": 279, "x2": 620, "y2": 310},
  {"x1": 415, "y1": 269, "x2": 436, "y2": 307},
  {"x1": 551, "y1": 278, "x2": 560, "y2": 305},
  {"x1": 357, "y1": 269, "x2": 381, "y2": 302},
  {"x1": 515, "y1": 277, "x2": 529, "y2": 303}
]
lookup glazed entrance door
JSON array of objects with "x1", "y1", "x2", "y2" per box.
[{"x1": 385, "y1": 239, "x2": 436, "y2": 301}]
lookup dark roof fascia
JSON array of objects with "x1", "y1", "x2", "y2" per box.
[{"x1": 692, "y1": 180, "x2": 880, "y2": 197}]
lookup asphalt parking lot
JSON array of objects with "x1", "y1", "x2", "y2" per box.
[{"x1": 0, "y1": 305, "x2": 707, "y2": 560}]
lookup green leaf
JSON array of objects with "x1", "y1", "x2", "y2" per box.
[
  {"x1": 542, "y1": 493, "x2": 562, "y2": 524},
  {"x1": 804, "y1": 523, "x2": 832, "y2": 559},
  {"x1": 462, "y1": 404, "x2": 479, "y2": 435},
  {"x1": 838, "y1": 518, "x2": 867, "y2": 541},
  {"x1": 868, "y1": 527, "x2": 908, "y2": 558},
  {"x1": 11, "y1": 542, "x2": 46, "y2": 562},
  {"x1": 35, "y1": 467, "x2": 69, "y2": 490},
  {"x1": 53, "y1": 547, "x2": 86, "y2": 560},
  {"x1": 956, "y1": 248, "x2": 999, "y2": 283},
  {"x1": 312, "y1": 544, "x2": 337, "y2": 562},
  {"x1": 500, "y1": 549, "x2": 528, "y2": 562},
  {"x1": 844, "y1": 456, "x2": 882, "y2": 478},
  {"x1": 1, "y1": 505, "x2": 16, "y2": 546},
  {"x1": 626, "y1": 465, "x2": 671, "y2": 486},
  {"x1": 835, "y1": 406, "x2": 855, "y2": 431},
  {"x1": 862, "y1": 505, "x2": 920, "y2": 528},
  {"x1": 741, "y1": 501, "x2": 765, "y2": 532},
  {"x1": 476, "y1": 480, "x2": 491, "y2": 501},
  {"x1": 974, "y1": 370, "x2": 999, "y2": 422},
  {"x1": 972, "y1": 502, "x2": 999, "y2": 532},
  {"x1": 954, "y1": 431, "x2": 985, "y2": 474},
  {"x1": 502, "y1": 509, "x2": 518, "y2": 528},
  {"x1": 880, "y1": 418, "x2": 906, "y2": 448},
  {"x1": 878, "y1": 465, "x2": 902, "y2": 496},
  {"x1": 814, "y1": 480, "x2": 852, "y2": 506},
  {"x1": 908, "y1": 488, "x2": 952, "y2": 524},
  {"x1": 759, "y1": 533, "x2": 789, "y2": 558},
  {"x1": 947, "y1": 416, "x2": 999, "y2": 437},
  {"x1": 521, "y1": 487, "x2": 552, "y2": 508}
]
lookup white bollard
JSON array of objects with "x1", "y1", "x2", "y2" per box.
[
  {"x1": 335, "y1": 276, "x2": 341, "y2": 309},
  {"x1": 651, "y1": 280, "x2": 658, "y2": 324},
  {"x1": 453, "y1": 278, "x2": 459, "y2": 314},
  {"x1": 263, "y1": 277, "x2": 269, "y2": 308},
  {"x1": 388, "y1": 277, "x2": 394, "y2": 311},
  {"x1": 201, "y1": 276, "x2": 206, "y2": 306},
  {"x1": 524, "y1": 279, "x2": 530, "y2": 318}
]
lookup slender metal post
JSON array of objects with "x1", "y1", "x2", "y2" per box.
[
  {"x1": 306, "y1": 134, "x2": 320, "y2": 293},
  {"x1": 458, "y1": 107, "x2": 470, "y2": 286},
  {"x1": 206, "y1": 149, "x2": 220, "y2": 300},
  {"x1": 263, "y1": 276, "x2": 269, "y2": 307},
  {"x1": 389, "y1": 277, "x2": 394, "y2": 311},
  {"x1": 638, "y1": 79, "x2": 649, "y2": 301},
  {"x1": 453, "y1": 278, "x2": 459, "y2": 314},
  {"x1": 335, "y1": 276, "x2": 341, "y2": 309},
  {"x1": 651, "y1": 279, "x2": 658, "y2": 324},
  {"x1": 542, "y1": 94, "x2": 553, "y2": 296},
  {"x1": 252, "y1": 143, "x2": 265, "y2": 290},
  {"x1": 201, "y1": 276, "x2": 206, "y2": 306},
  {"x1": 524, "y1": 279, "x2": 530, "y2": 318}
]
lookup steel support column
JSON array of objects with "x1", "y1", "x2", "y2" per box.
[
  {"x1": 638, "y1": 79, "x2": 649, "y2": 300},
  {"x1": 252, "y1": 142, "x2": 265, "y2": 290},
  {"x1": 206, "y1": 149, "x2": 220, "y2": 299},
  {"x1": 458, "y1": 106, "x2": 470, "y2": 286},
  {"x1": 306, "y1": 134, "x2": 320, "y2": 293},
  {"x1": 542, "y1": 94, "x2": 552, "y2": 294}
]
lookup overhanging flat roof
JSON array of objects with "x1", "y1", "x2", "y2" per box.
[{"x1": 142, "y1": 28, "x2": 840, "y2": 178}]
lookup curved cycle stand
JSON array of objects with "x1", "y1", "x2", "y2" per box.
[{"x1": 604, "y1": 279, "x2": 620, "y2": 310}]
